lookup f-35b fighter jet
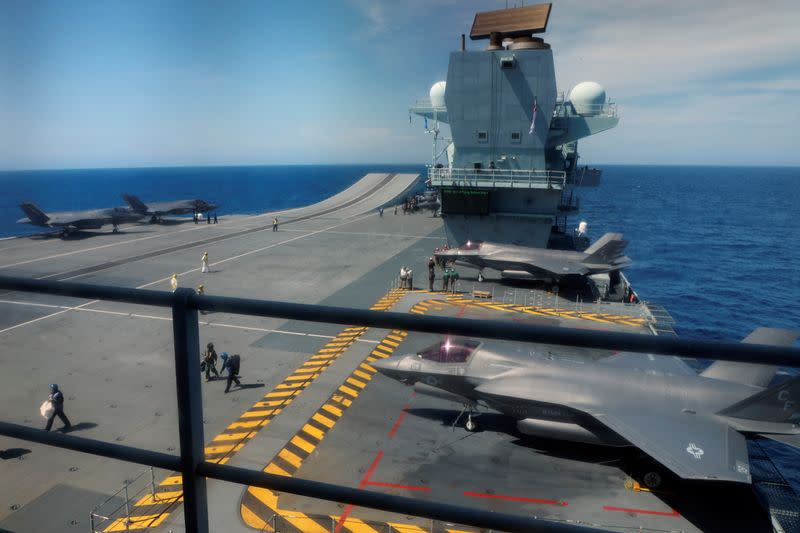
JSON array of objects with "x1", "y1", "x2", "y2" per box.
[
  {"x1": 122, "y1": 194, "x2": 218, "y2": 223},
  {"x1": 17, "y1": 203, "x2": 144, "y2": 238},
  {"x1": 373, "y1": 329, "x2": 800, "y2": 489},
  {"x1": 434, "y1": 232, "x2": 631, "y2": 282}
]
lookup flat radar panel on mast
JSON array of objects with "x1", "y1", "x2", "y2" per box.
[{"x1": 470, "y1": 3, "x2": 552, "y2": 40}]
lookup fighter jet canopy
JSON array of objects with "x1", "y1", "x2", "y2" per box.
[
  {"x1": 418, "y1": 339, "x2": 481, "y2": 363},
  {"x1": 459, "y1": 240, "x2": 483, "y2": 251}
]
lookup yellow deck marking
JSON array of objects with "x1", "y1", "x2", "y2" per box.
[
  {"x1": 332, "y1": 516, "x2": 382, "y2": 533},
  {"x1": 266, "y1": 390, "x2": 299, "y2": 398},
  {"x1": 279, "y1": 448, "x2": 303, "y2": 469},
  {"x1": 383, "y1": 339, "x2": 401, "y2": 347},
  {"x1": 160, "y1": 475, "x2": 182, "y2": 486},
  {"x1": 134, "y1": 491, "x2": 183, "y2": 506},
  {"x1": 360, "y1": 363, "x2": 376, "y2": 373},
  {"x1": 240, "y1": 409, "x2": 276, "y2": 418},
  {"x1": 346, "y1": 377, "x2": 367, "y2": 389},
  {"x1": 322, "y1": 403, "x2": 343, "y2": 417},
  {"x1": 105, "y1": 513, "x2": 169, "y2": 531},
  {"x1": 339, "y1": 385, "x2": 360, "y2": 397},
  {"x1": 312, "y1": 412, "x2": 336, "y2": 428},
  {"x1": 284, "y1": 373, "x2": 318, "y2": 381},
  {"x1": 228, "y1": 419, "x2": 262, "y2": 429},
  {"x1": 241, "y1": 503, "x2": 269, "y2": 529},
  {"x1": 387, "y1": 335, "x2": 405, "y2": 342},
  {"x1": 266, "y1": 462, "x2": 291, "y2": 476},
  {"x1": 353, "y1": 369, "x2": 372, "y2": 381},
  {"x1": 291, "y1": 435, "x2": 316, "y2": 454},
  {"x1": 302, "y1": 423, "x2": 325, "y2": 440},
  {"x1": 204, "y1": 443, "x2": 237, "y2": 455},
  {"x1": 213, "y1": 432, "x2": 251, "y2": 442},
  {"x1": 388, "y1": 522, "x2": 428, "y2": 532},
  {"x1": 374, "y1": 345, "x2": 393, "y2": 354}
]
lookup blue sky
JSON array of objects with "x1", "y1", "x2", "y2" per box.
[{"x1": 1, "y1": 0, "x2": 799, "y2": 170}]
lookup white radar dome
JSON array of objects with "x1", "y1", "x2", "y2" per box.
[
  {"x1": 568, "y1": 81, "x2": 606, "y2": 116},
  {"x1": 430, "y1": 81, "x2": 446, "y2": 108}
]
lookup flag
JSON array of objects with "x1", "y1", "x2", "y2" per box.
[
  {"x1": 529, "y1": 97, "x2": 538, "y2": 134},
  {"x1": 424, "y1": 117, "x2": 428, "y2": 130}
]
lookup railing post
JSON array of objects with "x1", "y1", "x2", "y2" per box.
[{"x1": 171, "y1": 288, "x2": 209, "y2": 533}]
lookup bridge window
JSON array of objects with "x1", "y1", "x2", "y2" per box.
[
  {"x1": 511, "y1": 131, "x2": 521, "y2": 143},
  {"x1": 477, "y1": 131, "x2": 488, "y2": 143}
]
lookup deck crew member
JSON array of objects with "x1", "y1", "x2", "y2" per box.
[
  {"x1": 203, "y1": 342, "x2": 219, "y2": 381},
  {"x1": 427, "y1": 257, "x2": 436, "y2": 291},
  {"x1": 272, "y1": 217, "x2": 278, "y2": 232},
  {"x1": 196, "y1": 284, "x2": 207, "y2": 314},
  {"x1": 170, "y1": 273, "x2": 178, "y2": 292},
  {"x1": 406, "y1": 267, "x2": 413, "y2": 290},
  {"x1": 44, "y1": 384, "x2": 71, "y2": 432},
  {"x1": 441, "y1": 268, "x2": 450, "y2": 292},
  {"x1": 449, "y1": 268, "x2": 459, "y2": 293},
  {"x1": 399, "y1": 267, "x2": 408, "y2": 289},
  {"x1": 221, "y1": 353, "x2": 242, "y2": 393},
  {"x1": 201, "y1": 251, "x2": 209, "y2": 273}
]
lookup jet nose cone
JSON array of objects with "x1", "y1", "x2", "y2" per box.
[{"x1": 372, "y1": 357, "x2": 399, "y2": 375}]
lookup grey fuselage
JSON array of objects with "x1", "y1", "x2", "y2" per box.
[
  {"x1": 375, "y1": 345, "x2": 764, "y2": 446},
  {"x1": 434, "y1": 241, "x2": 627, "y2": 281},
  {"x1": 17, "y1": 207, "x2": 143, "y2": 230}
]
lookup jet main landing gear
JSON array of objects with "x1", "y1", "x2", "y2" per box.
[{"x1": 477, "y1": 271, "x2": 484, "y2": 282}]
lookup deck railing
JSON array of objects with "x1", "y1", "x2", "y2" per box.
[
  {"x1": 1, "y1": 275, "x2": 799, "y2": 533},
  {"x1": 429, "y1": 167, "x2": 566, "y2": 189}
]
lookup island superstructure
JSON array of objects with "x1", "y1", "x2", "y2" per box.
[{"x1": 410, "y1": 3, "x2": 617, "y2": 250}]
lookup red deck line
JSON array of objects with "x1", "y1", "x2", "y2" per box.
[
  {"x1": 602, "y1": 505, "x2": 679, "y2": 517},
  {"x1": 335, "y1": 450, "x2": 385, "y2": 533},
  {"x1": 387, "y1": 405, "x2": 409, "y2": 439},
  {"x1": 365, "y1": 481, "x2": 432, "y2": 492},
  {"x1": 464, "y1": 491, "x2": 567, "y2": 506}
]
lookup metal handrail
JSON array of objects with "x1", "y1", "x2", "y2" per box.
[
  {"x1": 1, "y1": 276, "x2": 798, "y2": 366},
  {"x1": 429, "y1": 167, "x2": 567, "y2": 188}
]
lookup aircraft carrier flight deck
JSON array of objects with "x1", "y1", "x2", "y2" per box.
[{"x1": 0, "y1": 172, "x2": 778, "y2": 533}]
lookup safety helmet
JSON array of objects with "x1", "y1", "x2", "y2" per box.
[
  {"x1": 50, "y1": 384, "x2": 58, "y2": 391},
  {"x1": 207, "y1": 342, "x2": 214, "y2": 349}
]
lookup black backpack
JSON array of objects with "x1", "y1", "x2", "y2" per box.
[{"x1": 230, "y1": 354, "x2": 241, "y2": 374}]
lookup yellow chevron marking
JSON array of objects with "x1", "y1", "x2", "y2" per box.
[
  {"x1": 360, "y1": 363, "x2": 376, "y2": 373},
  {"x1": 240, "y1": 409, "x2": 276, "y2": 418},
  {"x1": 383, "y1": 339, "x2": 401, "y2": 347},
  {"x1": 312, "y1": 412, "x2": 336, "y2": 429},
  {"x1": 339, "y1": 385, "x2": 360, "y2": 397},
  {"x1": 134, "y1": 491, "x2": 183, "y2": 506},
  {"x1": 278, "y1": 448, "x2": 303, "y2": 469},
  {"x1": 353, "y1": 369, "x2": 372, "y2": 381},
  {"x1": 330, "y1": 516, "x2": 383, "y2": 533},
  {"x1": 266, "y1": 462, "x2": 291, "y2": 476},
  {"x1": 104, "y1": 513, "x2": 169, "y2": 531},
  {"x1": 388, "y1": 522, "x2": 428, "y2": 533},
  {"x1": 213, "y1": 432, "x2": 251, "y2": 442},
  {"x1": 291, "y1": 435, "x2": 316, "y2": 454},
  {"x1": 346, "y1": 377, "x2": 367, "y2": 389},
  {"x1": 302, "y1": 423, "x2": 325, "y2": 440},
  {"x1": 322, "y1": 403, "x2": 343, "y2": 417},
  {"x1": 227, "y1": 419, "x2": 262, "y2": 429},
  {"x1": 241, "y1": 503, "x2": 269, "y2": 530}
]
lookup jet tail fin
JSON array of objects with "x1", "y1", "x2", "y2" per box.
[
  {"x1": 701, "y1": 328, "x2": 799, "y2": 388},
  {"x1": 122, "y1": 194, "x2": 148, "y2": 214},
  {"x1": 718, "y1": 375, "x2": 800, "y2": 424},
  {"x1": 19, "y1": 203, "x2": 49, "y2": 224},
  {"x1": 582, "y1": 233, "x2": 629, "y2": 266}
]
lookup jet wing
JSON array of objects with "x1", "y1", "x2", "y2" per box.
[
  {"x1": 594, "y1": 411, "x2": 751, "y2": 483},
  {"x1": 476, "y1": 375, "x2": 751, "y2": 483},
  {"x1": 600, "y1": 352, "x2": 696, "y2": 376}
]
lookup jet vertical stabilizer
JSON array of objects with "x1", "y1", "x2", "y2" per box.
[
  {"x1": 122, "y1": 194, "x2": 149, "y2": 214},
  {"x1": 19, "y1": 203, "x2": 50, "y2": 225}
]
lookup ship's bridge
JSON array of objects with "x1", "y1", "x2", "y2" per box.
[{"x1": 428, "y1": 166, "x2": 566, "y2": 190}]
